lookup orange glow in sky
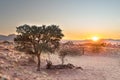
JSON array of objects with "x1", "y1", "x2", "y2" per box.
[{"x1": 0, "y1": 0, "x2": 120, "y2": 40}]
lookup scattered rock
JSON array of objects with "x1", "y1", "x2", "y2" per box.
[{"x1": 46, "y1": 61, "x2": 83, "y2": 70}]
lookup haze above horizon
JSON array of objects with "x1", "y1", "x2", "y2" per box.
[{"x1": 0, "y1": 0, "x2": 120, "y2": 40}]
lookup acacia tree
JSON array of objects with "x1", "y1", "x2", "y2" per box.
[
  {"x1": 59, "y1": 41, "x2": 82, "y2": 65},
  {"x1": 14, "y1": 24, "x2": 64, "y2": 71}
]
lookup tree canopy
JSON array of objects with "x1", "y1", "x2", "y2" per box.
[{"x1": 14, "y1": 24, "x2": 64, "y2": 71}]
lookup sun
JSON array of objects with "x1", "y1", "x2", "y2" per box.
[{"x1": 92, "y1": 36, "x2": 99, "y2": 42}]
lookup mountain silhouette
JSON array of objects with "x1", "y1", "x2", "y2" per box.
[{"x1": 0, "y1": 34, "x2": 16, "y2": 41}]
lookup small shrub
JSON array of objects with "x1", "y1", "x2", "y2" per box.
[{"x1": 59, "y1": 41, "x2": 83, "y2": 65}]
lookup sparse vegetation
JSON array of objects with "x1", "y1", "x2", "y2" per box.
[
  {"x1": 90, "y1": 42, "x2": 106, "y2": 54},
  {"x1": 59, "y1": 41, "x2": 83, "y2": 65},
  {"x1": 0, "y1": 37, "x2": 120, "y2": 80}
]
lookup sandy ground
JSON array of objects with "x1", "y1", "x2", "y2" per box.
[
  {"x1": 47, "y1": 55, "x2": 120, "y2": 80},
  {"x1": 0, "y1": 44, "x2": 120, "y2": 80}
]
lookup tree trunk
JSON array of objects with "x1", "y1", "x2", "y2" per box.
[
  {"x1": 37, "y1": 54, "x2": 41, "y2": 71},
  {"x1": 48, "y1": 52, "x2": 51, "y2": 61},
  {"x1": 82, "y1": 47, "x2": 84, "y2": 55},
  {"x1": 61, "y1": 57, "x2": 64, "y2": 65}
]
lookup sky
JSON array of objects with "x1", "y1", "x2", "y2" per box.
[{"x1": 0, "y1": 0, "x2": 120, "y2": 40}]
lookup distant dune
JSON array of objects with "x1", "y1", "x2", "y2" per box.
[{"x1": 0, "y1": 34, "x2": 16, "y2": 41}]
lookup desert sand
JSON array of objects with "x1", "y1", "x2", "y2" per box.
[{"x1": 0, "y1": 43, "x2": 120, "y2": 80}]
